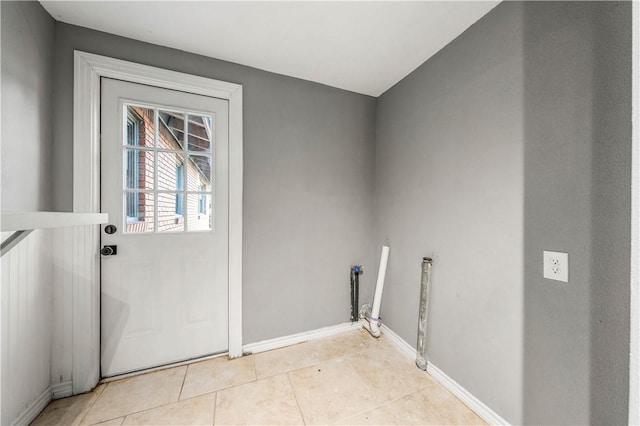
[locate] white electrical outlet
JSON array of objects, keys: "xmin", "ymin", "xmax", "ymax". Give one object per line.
[{"xmin": 543, "ymin": 251, "xmax": 569, "ymax": 282}]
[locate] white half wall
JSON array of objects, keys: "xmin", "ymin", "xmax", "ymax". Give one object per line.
[{"xmin": 0, "ymin": 231, "xmax": 53, "ymax": 424}]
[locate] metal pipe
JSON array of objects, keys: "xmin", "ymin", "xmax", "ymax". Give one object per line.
[
  {"xmin": 359, "ymin": 303, "xmax": 372, "ymax": 322},
  {"xmin": 416, "ymin": 257, "xmax": 433, "ymax": 370},
  {"xmin": 350, "ymin": 265, "xmax": 363, "ymax": 322},
  {"xmin": 366, "ymin": 245, "xmax": 389, "ymax": 337}
]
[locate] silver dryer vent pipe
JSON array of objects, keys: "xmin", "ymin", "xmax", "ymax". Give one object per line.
[{"xmin": 416, "ymin": 257, "xmax": 433, "ymax": 370}]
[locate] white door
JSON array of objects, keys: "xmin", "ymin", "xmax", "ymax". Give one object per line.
[{"xmin": 100, "ymin": 78, "xmax": 229, "ymax": 377}]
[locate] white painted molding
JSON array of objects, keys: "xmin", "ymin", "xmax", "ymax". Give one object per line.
[
  {"xmin": 227, "ymin": 83, "xmax": 244, "ymax": 359},
  {"xmin": 0, "ymin": 212, "xmax": 108, "ymax": 232},
  {"xmin": 243, "ymin": 321, "xmax": 363, "ymax": 355},
  {"xmin": 379, "ymin": 323, "xmax": 417, "ymax": 360},
  {"xmin": 11, "ymin": 386, "xmax": 52, "ymax": 426},
  {"xmin": 72, "ymin": 51, "xmax": 244, "ymax": 392},
  {"xmin": 426, "ymin": 364, "xmax": 510, "ymax": 426},
  {"xmin": 10, "ymin": 382, "xmax": 73, "ymax": 425},
  {"xmin": 379, "ymin": 324, "xmax": 510, "ymax": 426},
  {"xmin": 51, "ymin": 381, "xmax": 73, "ymax": 400}
]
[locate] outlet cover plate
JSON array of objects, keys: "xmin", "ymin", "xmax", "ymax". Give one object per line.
[{"xmin": 543, "ymin": 251, "xmax": 569, "ymax": 282}]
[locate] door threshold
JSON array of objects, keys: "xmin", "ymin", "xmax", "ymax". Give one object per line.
[{"xmin": 100, "ymin": 350, "xmax": 228, "ymax": 384}]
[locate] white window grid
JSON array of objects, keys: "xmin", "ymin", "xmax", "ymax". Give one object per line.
[{"xmin": 121, "ymin": 102, "xmax": 215, "ymax": 234}]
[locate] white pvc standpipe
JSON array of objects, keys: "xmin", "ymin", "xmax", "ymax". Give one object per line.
[{"xmin": 368, "ymin": 245, "xmax": 389, "ymax": 337}]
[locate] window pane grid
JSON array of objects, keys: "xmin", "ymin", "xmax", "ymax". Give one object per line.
[
  {"xmin": 123, "ymin": 104, "xmax": 213, "ymax": 234},
  {"xmin": 124, "ymin": 146, "xmax": 212, "ymax": 156},
  {"xmin": 124, "ymin": 190, "xmax": 212, "ymax": 195}
]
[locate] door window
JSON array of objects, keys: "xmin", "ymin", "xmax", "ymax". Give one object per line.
[{"xmin": 123, "ymin": 104, "xmax": 214, "ymax": 233}]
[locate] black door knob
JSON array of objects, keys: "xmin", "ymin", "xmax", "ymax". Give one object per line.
[
  {"xmin": 101, "ymin": 245, "xmax": 117, "ymax": 256},
  {"xmin": 104, "ymin": 224, "xmax": 117, "ymax": 234}
]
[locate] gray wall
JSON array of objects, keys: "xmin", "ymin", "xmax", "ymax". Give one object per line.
[
  {"xmin": 1, "ymin": 2, "xmax": 56, "ymax": 424},
  {"xmin": 375, "ymin": 2, "xmax": 632, "ymax": 425},
  {"xmin": 3, "ymin": 1, "xmax": 632, "ymax": 424},
  {"xmin": 51, "ymin": 23, "xmax": 378, "ymax": 344},
  {"xmin": 522, "ymin": 2, "xmax": 631, "ymax": 424},
  {"xmin": 375, "ymin": 3, "xmax": 525, "ymax": 423},
  {"xmin": 1, "ymin": 1, "xmax": 54, "ymax": 211},
  {"xmin": 522, "ymin": 3, "xmax": 595, "ymax": 424},
  {"xmin": 589, "ymin": 3, "xmax": 632, "ymax": 423}
]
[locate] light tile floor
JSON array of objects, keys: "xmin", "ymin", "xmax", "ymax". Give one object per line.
[{"xmin": 31, "ymin": 329, "xmax": 486, "ymax": 425}]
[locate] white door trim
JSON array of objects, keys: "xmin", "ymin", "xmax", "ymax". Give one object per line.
[{"xmin": 72, "ymin": 50, "xmax": 243, "ymax": 394}]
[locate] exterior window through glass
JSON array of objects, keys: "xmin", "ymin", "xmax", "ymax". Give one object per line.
[
  {"xmin": 199, "ymin": 185, "xmax": 206, "ymax": 214},
  {"xmin": 123, "ymin": 104, "xmax": 213, "ymax": 233},
  {"xmin": 126, "ymin": 115, "xmax": 140, "ymax": 219},
  {"xmin": 175, "ymin": 163, "xmax": 184, "ymax": 215}
]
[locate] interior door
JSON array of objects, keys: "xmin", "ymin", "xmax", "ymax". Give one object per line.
[{"xmin": 100, "ymin": 78, "xmax": 229, "ymax": 377}]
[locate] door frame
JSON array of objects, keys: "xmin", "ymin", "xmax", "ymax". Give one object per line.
[{"xmin": 72, "ymin": 50, "xmax": 243, "ymax": 394}]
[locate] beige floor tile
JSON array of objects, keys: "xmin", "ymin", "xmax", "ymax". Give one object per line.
[
  {"xmin": 418, "ymin": 385, "xmax": 487, "ymax": 425},
  {"xmin": 180, "ymin": 356, "xmax": 256, "ymax": 400},
  {"xmin": 253, "ymin": 329, "xmax": 388, "ymax": 379},
  {"xmin": 81, "ymin": 366, "xmax": 187, "ymax": 425},
  {"xmin": 253, "ymin": 341, "xmax": 325, "ymax": 379},
  {"xmin": 342, "ymin": 390, "xmax": 447, "ymax": 425},
  {"xmin": 31, "ymin": 393, "xmax": 95, "ymax": 426},
  {"xmin": 289, "ymin": 357, "xmax": 382, "ymax": 425},
  {"xmin": 344, "ymin": 385, "xmax": 486, "ymax": 426},
  {"xmin": 346, "ymin": 345, "xmax": 434, "ymax": 401},
  {"xmin": 73, "ymin": 385, "xmax": 109, "ymax": 426},
  {"xmin": 30, "ymin": 384, "xmax": 108, "ymax": 426},
  {"xmin": 122, "ymin": 393, "xmax": 216, "ymax": 425},
  {"xmin": 214, "ymin": 374, "xmax": 303, "ymax": 425},
  {"xmin": 34, "ymin": 330, "xmax": 486, "ymax": 426},
  {"xmin": 310, "ymin": 329, "xmax": 391, "ymax": 361}
]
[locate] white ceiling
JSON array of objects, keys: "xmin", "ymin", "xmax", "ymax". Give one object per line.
[{"xmin": 40, "ymin": 1, "xmax": 499, "ymax": 97}]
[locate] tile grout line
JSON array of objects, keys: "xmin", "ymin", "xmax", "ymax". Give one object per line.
[
  {"xmin": 334, "ymin": 340, "xmax": 476, "ymax": 425},
  {"xmin": 106, "ymin": 333, "xmax": 401, "ymax": 424},
  {"xmin": 211, "ymin": 391, "xmax": 217, "ymax": 426},
  {"xmin": 73, "ymin": 382, "xmax": 109, "ymax": 426},
  {"xmin": 345, "ymin": 341, "xmax": 444, "ymax": 422},
  {"xmin": 335, "ymin": 387, "xmax": 427, "ymax": 424},
  {"xmin": 175, "ymin": 357, "xmax": 259, "ymax": 402},
  {"xmin": 87, "ymin": 398, "xmax": 191, "ymax": 424},
  {"xmin": 333, "ymin": 345, "xmax": 430, "ymax": 424},
  {"xmin": 101, "ymin": 392, "xmax": 221, "ymax": 425},
  {"xmin": 178, "ymin": 364, "xmax": 189, "ymax": 401},
  {"xmin": 85, "ymin": 367, "xmax": 192, "ymax": 425},
  {"xmin": 286, "ymin": 372, "xmax": 307, "ymax": 426},
  {"xmin": 99, "ymin": 353, "xmax": 229, "ymax": 385},
  {"xmin": 45, "ymin": 331, "xmax": 475, "ymax": 426},
  {"xmin": 252, "ymin": 356, "xmax": 258, "ymax": 382}
]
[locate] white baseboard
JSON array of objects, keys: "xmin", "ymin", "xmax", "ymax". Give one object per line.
[
  {"xmin": 11, "ymin": 386, "xmax": 52, "ymax": 426},
  {"xmin": 243, "ymin": 321, "xmax": 362, "ymax": 355},
  {"xmin": 380, "ymin": 324, "xmax": 510, "ymax": 426},
  {"xmin": 10, "ymin": 381, "xmax": 73, "ymax": 426},
  {"xmin": 380, "ymin": 323, "xmax": 417, "ymax": 360},
  {"xmin": 426, "ymin": 363, "xmax": 509, "ymax": 426},
  {"xmin": 51, "ymin": 381, "xmax": 73, "ymax": 399}
]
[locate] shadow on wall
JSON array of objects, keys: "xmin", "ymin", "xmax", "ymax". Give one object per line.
[
  {"xmin": 588, "ymin": 2, "xmax": 632, "ymax": 424},
  {"xmin": 522, "ymin": 2, "xmax": 631, "ymax": 425}
]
